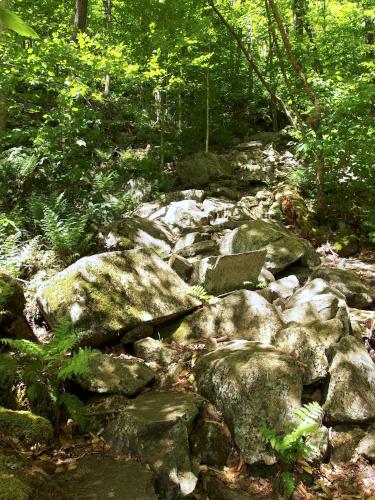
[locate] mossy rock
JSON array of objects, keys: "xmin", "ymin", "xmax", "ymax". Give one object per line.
[{"xmin": 0, "ymin": 408, "xmax": 53, "ymax": 445}]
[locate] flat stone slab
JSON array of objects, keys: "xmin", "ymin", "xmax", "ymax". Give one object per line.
[
  {"xmin": 103, "ymin": 391, "xmax": 204, "ymax": 498},
  {"xmin": 192, "ymin": 250, "xmax": 266, "ymax": 295}
]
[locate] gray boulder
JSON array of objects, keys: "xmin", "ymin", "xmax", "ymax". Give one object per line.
[
  {"xmin": 258, "ymin": 275, "xmax": 299, "ymax": 302},
  {"xmin": 173, "ymin": 232, "xmax": 211, "ymax": 252},
  {"xmin": 324, "ymin": 336, "xmax": 375, "ymax": 424},
  {"xmin": 134, "ymin": 337, "xmax": 180, "ymax": 366},
  {"xmin": 164, "ymin": 290, "xmax": 284, "ymax": 345},
  {"xmin": 36, "ymin": 249, "xmax": 200, "ymax": 347},
  {"xmin": 273, "ymin": 319, "xmax": 344, "ymax": 384},
  {"xmin": 162, "ymin": 200, "xmax": 209, "ymax": 228},
  {"xmin": 103, "ymin": 391, "xmax": 204, "ymax": 499},
  {"xmin": 77, "ymin": 353, "xmax": 155, "ymax": 396},
  {"xmin": 312, "ymin": 267, "xmax": 374, "ymax": 309},
  {"xmin": 283, "ymin": 278, "xmax": 350, "ymax": 331},
  {"xmin": 220, "ymin": 219, "xmax": 320, "ymax": 274},
  {"xmin": 195, "ymin": 340, "xmax": 303, "ymax": 464},
  {"xmin": 98, "ymin": 217, "xmax": 175, "ymax": 253},
  {"xmin": 177, "ymin": 152, "xmax": 234, "ymax": 186},
  {"xmin": 191, "ymin": 249, "xmax": 266, "ymax": 295}
]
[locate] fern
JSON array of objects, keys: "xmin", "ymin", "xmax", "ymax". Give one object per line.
[
  {"xmin": 58, "ymin": 393, "xmax": 87, "ymax": 432},
  {"xmin": 0, "ymin": 216, "xmax": 22, "ymax": 276},
  {"xmin": 188, "ymin": 285, "xmax": 214, "ymax": 302},
  {"xmin": 0, "ymin": 318, "xmax": 97, "ymax": 430},
  {"xmin": 261, "ymin": 402, "xmax": 323, "ymax": 463},
  {"xmin": 281, "ymin": 472, "xmax": 295, "ymax": 498},
  {"xmin": 41, "ymin": 205, "xmax": 90, "ymax": 261},
  {"xmin": 58, "ymin": 348, "xmax": 99, "ymax": 380}
]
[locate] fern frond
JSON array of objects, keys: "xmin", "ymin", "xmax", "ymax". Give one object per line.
[
  {"xmin": 57, "ymin": 348, "xmax": 99, "ymax": 380},
  {"xmin": 1, "ymin": 338, "xmax": 44, "ymax": 357},
  {"xmin": 281, "ymin": 472, "xmax": 295, "ymax": 498},
  {"xmin": 188, "ymin": 285, "xmax": 214, "ymax": 302},
  {"xmin": 58, "ymin": 392, "xmax": 87, "ymax": 431}
]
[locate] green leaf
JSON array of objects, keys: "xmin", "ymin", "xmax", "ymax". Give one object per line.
[{"xmin": 0, "ymin": 7, "xmax": 39, "ymax": 38}]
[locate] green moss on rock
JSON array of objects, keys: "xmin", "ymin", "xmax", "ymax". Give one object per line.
[{"xmin": 0, "ymin": 408, "xmax": 53, "ymax": 445}]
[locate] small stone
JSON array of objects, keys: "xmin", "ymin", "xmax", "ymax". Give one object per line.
[{"xmin": 134, "ymin": 337, "xmax": 179, "ymax": 366}]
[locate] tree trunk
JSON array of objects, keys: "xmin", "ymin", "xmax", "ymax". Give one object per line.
[
  {"xmin": 103, "ymin": 0, "xmax": 112, "ymax": 94},
  {"xmin": 0, "ymin": 0, "xmax": 9, "ymax": 132},
  {"xmin": 205, "ymin": 62, "xmax": 210, "ymax": 153},
  {"xmin": 72, "ymin": 0, "xmax": 88, "ymax": 41},
  {"xmin": 267, "ymin": 0, "xmax": 325, "ymax": 215},
  {"xmin": 208, "ymin": 0, "xmax": 296, "ymax": 129}
]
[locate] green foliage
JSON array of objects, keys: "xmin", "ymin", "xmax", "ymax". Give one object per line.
[
  {"xmin": 41, "ymin": 205, "xmax": 90, "ymax": 262},
  {"xmin": 0, "ymin": 215, "xmax": 22, "ymax": 276},
  {"xmin": 261, "ymin": 402, "xmax": 323, "ymax": 464},
  {"xmin": 281, "ymin": 472, "xmax": 295, "ymax": 498},
  {"xmin": 1, "ymin": 318, "xmax": 99, "ymax": 430},
  {"xmin": 188, "ymin": 285, "xmax": 214, "ymax": 302},
  {"xmin": 363, "ymin": 216, "xmax": 375, "ymax": 245},
  {"xmin": 0, "ymin": 7, "xmax": 39, "ymax": 38}
]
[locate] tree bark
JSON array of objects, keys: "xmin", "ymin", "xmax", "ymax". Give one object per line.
[
  {"xmin": 103, "ymin": 0, "xmax": 112, "ymax": 94},
  {"xmin": 72, "ymin": 0, "xmax": 88, "ymax": 41},
  {"xmin": 267, "ymin": 0, "xmax": 325, "ymax": 215},
  {"xmin": 0, "ymin": 0, "xmax": 9, "ymax": 132},
  {"xmin": 205, "ymin": 64, "xmax": 210, "ymax": 152}
]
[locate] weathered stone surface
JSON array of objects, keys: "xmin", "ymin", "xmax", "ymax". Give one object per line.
[
  {"xmin": 356, "ymin": 429, "xmax": 375, "ymax": 462},
  {"xmin": 162, "ymin": 200, "xmax": 210, "ymax": 228},
  {"xmin": 134, "ymin": 337, "xmax": 180, "ymax": 366},
  {"xmin": 56, "ymin": 456, "xmax": 158, "ymax": 500},
  {"xmin": 165, "ymin": 189, "xmax": 206, "ymax": 203},
  {"xmin": 103, "ymin": 391, "xmax": 204, "ymax": 499},
  {"xmin": 330, "ymin": 426, "xmax": 366, "ymax": 464},
  {"xmin": 36, "ymin": 249, "xmax": 200, "ymax": 347},
  {"xmin": 324, "ymin": 336, "xmax": 375, "ymax": 424},
  {"xmin": 168, "ymin": 254, "xmax": 193, "ymax": 281},
  {"xmin": 273, "ymin": 319, "xmax": 344, "ymax": 384},
  {"xmin": 125, "ymin": 177, "xmax": 152, "ymax": 202},
  {"xmin": 191, "ymin": 250, "xmax": 266, "ymax": 295},
  {"xmin": 98, "ymin": 217, "xmax": 175, "ymax": 253},
  {"xmin": 258, "ymin": 275, "xmax": 299, "ymax": 302},
  {"xmin": 177, "ymin": 152, "xmax": 234, "ymax": 186},
  {"xmin": 0, "ymin": 272, "xmax": 35, "ymax": 341},
  {"xmin": 220, "ymin": 219, "xmax": 320, "ymax": 274},
  {"xmin": 173, "ymin": 232, "xmax": 211, "ymax": 252},
  {"xmin": 77, "ymin": 353, "xmax": 155, "ymax": 396},
  {"xmin": 283, "ymin": 278, "xmax": 350, "ymax": 330},
  {"xmin": 195, "ymin": 341, "xmax": 303, "ymax": 464},
  {"xmin": 176, "ymin": 240, "xmax": 219, "ymax": 258},
  {"xmin": 191, "ymin": 419, "xmax": 231, "ymax": 467},
  {"xmin": 164, "ymin": 290, "xmax": 283, "ymax": 345},
  {"xmin": 305, "ymin": 425, "xmax": 329, "ymax": 463},
  {"xmin": 312, "ymin": 267, "xmax": 374, "ymax": 309},
  {"xmin": 133, "ymin": 201, "xmax": 164, "ymax": 219},
  {"xmin": 0, "ymin": 407, "xmax": 53, "ymax": 445}
]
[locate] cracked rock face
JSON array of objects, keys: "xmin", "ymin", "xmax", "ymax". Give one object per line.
[
  {"xmin": 195, "ymin": 340, "xmax": 303, "ymax": 464},
  {"xmin": 324, "ymin": 336, "xmax": 375, "ymax": 424}
]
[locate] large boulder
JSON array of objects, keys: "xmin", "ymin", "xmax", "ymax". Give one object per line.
[
  {"xmin": 77, "ymin": 353, "xmax": 155, "ymax": 396},
  {"xmin": 273, "ymin": 319, "xmax": 344, "ymax": 384},
  {"xmin": 162, "ymin": 200, "xmax": 209, "ymax": 228},
  {"xmin": 103, "ymin": 391, "xmax": 204, "ymax": 499},
  {"xmin": 0, "ymin": 408, "xmax": 53, "ymax": 445},
  {"xmin": 282, "ymin": 278, "xmax": 350, "ymax": 331},
  {"xmin": 311, "ymin": 267, "xmax": 374, "ymax": 309},
  {"xmin": 219, "ymin": 219, "xmax": 320, "ymax": 274},
  {"xmin": 163, "ymin": 290, "xmax": 284, "ymax": 345},
  {"xmin": 0, "ymin": 272, "xmax": 35, "ymax": 341},
  {"xmin": 191, "ymin": 250, "xmax": 266, "ymax": 295},
  {"xmin": 36, "ymin": 249, "xmax": 201, "ymax": 347},
  {"xmin": 324, "ymin": 336, "xmax": 375, "ymax": 424},
  {"xmin": 176, "ymin": 152, "xmax": 234, "ymax": 187},
  {"xmin": 195, "ymin": 341, "xmax": 303, "ymax": 464},
  {"xmin": 97, "ymin": 217, "xmax": 175, "ymax": 253}
]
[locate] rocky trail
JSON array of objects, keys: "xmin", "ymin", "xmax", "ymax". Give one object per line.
[{"xmin": 1, "ymin": 135, "xmax": 375, "ymax": 499}]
